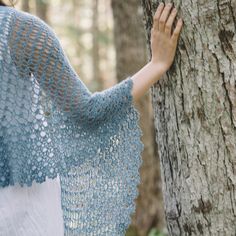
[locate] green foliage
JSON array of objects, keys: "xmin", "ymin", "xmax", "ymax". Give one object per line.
[
  {"xmin": 148, "ymin": 228, "xmax": 167, "ymax": 236},
  {"xmin": 125, "ymin": 226, "xmax": 167, "ymax": 236}
]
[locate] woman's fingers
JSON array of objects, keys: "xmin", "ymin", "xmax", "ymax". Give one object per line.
[
  {"xmin": 171, "ymin": 18, "xmax": 183, "ymax": 43},
  {"xmin": 152, "ymin": 2, "xmax": 183, "ymax": 41},
  {"xmin": 153, "ymin": 2, "xmax": 165, "ymax": 30},
  {"xmin": 165, "ymin": 7, "xmax": 178, "ymax": 36},
  {"xmin": 158, "ymin": 2, "xmax": 173, "ymax": 32}
]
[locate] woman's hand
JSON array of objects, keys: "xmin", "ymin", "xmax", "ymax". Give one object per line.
[
  {"xmin": 130, "ymin": 2, "xmax": 184, "ymax": 102},
  {"xmin": 150, "ymin": 2, "xmax": 183, "ymax": 74}
]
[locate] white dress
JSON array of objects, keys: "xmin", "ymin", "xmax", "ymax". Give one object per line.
[{"xmin": 0, "ymin": 176, "xmax": 64, "ymax": 236}]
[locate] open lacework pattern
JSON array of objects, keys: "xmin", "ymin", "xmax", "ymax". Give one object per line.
[{"xmin": 0, "ymin": 6, "xmax": 144, "ymax": 235}]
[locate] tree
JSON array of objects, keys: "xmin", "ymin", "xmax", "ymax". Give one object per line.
[
  {"xmin": 21, "ymin": 0, "xmax": 30, "ymax": 12},
  {"xmin": 141, "ymin": 0, "xmax": 236, "ymax": 235},
  {"xmin": 35, "ymin": 0, "xmax": 48, "ymax": 22},
  {"xmin": 111, "ymin": 0, "xmax": 166, "ymax": 235},
  {"xmin": 92, "ymin": 0, "xmax": 102, "ymax": 90}
]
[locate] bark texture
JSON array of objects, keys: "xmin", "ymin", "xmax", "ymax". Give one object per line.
[
  {"xmin": 92, "ymin": 0, "xmax": 102, "ymax": 90},
  {"xmin": 111, "ymin": 0, "xmax": 166, "ymax": 235},
  {"xmin": 21, "ymin": 0, "xmax": 30, "ymax": 12},
  {"xmin": 141, "ymin": 0, "xmax": 236, "ymax": 235},
  {"xmin": 35, "ymin": 0, "xmax": 48, "ymax": 22}
]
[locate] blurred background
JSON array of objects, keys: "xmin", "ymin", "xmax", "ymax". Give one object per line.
[{"xmin": 14, "ymin": 0, "xmax": 167, "ymax": 235}]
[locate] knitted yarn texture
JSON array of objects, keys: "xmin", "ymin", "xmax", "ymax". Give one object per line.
[{"xmin": 0, "ymin": 6, "xmax": 144, "ymax": 236}]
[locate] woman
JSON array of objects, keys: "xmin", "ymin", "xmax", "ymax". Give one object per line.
[{"xmin": 0, "ymin": 0, "xmax": 183, "ymax": 235}]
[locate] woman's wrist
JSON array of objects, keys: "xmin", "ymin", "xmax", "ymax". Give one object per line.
[
  {"xmin": 148, "ymin": 61, "xmax": 167, "ymax": 79},
  {"xmin": 130, "ymin": 61, "xmax": 166, "ymax": 102}
]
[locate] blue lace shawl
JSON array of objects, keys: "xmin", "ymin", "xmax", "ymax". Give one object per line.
[{"xmin": 0, "ymin": 6, "xmax": 144, "ymax": 235}]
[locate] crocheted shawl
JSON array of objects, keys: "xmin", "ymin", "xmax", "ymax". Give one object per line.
[{"xmin": 0, "ymin": 6, "xmax": 144, "ymax": 235}]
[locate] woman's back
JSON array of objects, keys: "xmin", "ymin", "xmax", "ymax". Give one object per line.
[{"xmin": 0, "ymin": 5, "xmax": 144, "ymax": 236}]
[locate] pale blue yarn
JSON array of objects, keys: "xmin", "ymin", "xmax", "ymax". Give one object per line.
[{"xmin": 0, "ymin": 6, "xmax": 144, "ymax": 236}]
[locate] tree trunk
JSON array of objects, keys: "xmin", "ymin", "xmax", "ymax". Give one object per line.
[
  {"xmin": 111, "ymin": 1, "xmax": 166, "ymax": 235},
  {"xmin": 141, "ymin": 0, "xmax": 236, "ymax": 235},
  {"xmin": 21, "ymin": 0, "xmax": 30, "ymax": 12},
  {"xmin": 92, "ymin": 0, "xmax": 102, "ymax": 90},
  {"xmin": 35, "ymin": 0, "xmax": 48, "ymax": 22}
]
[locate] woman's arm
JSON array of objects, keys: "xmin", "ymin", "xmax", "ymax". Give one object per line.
[
  {"xmin": 7, "ymin": 2, "xmax": 182, "ymax": 126},
  {"xmin": 131, "ymin": 2, "xmax": 183, "ymax": 102}
]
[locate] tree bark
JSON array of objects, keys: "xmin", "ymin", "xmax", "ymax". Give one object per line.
[
  {"xmin": 111, "ymin": 0, "xmax": 166, "ymax": 235},
  {"xmin": 21, "ymin": 0, "xmax": 30, "ymax": 12},
  {"xmin": 35, "ymin": 0, "xmax": 48, "ymax": 22},
  {"xmin": 92, "ymin": 0, "xmax": 102, "ymax": 90},
  {"xmin": 141, "ymin": 0, "xmax": 236, "ymax": 235}
]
